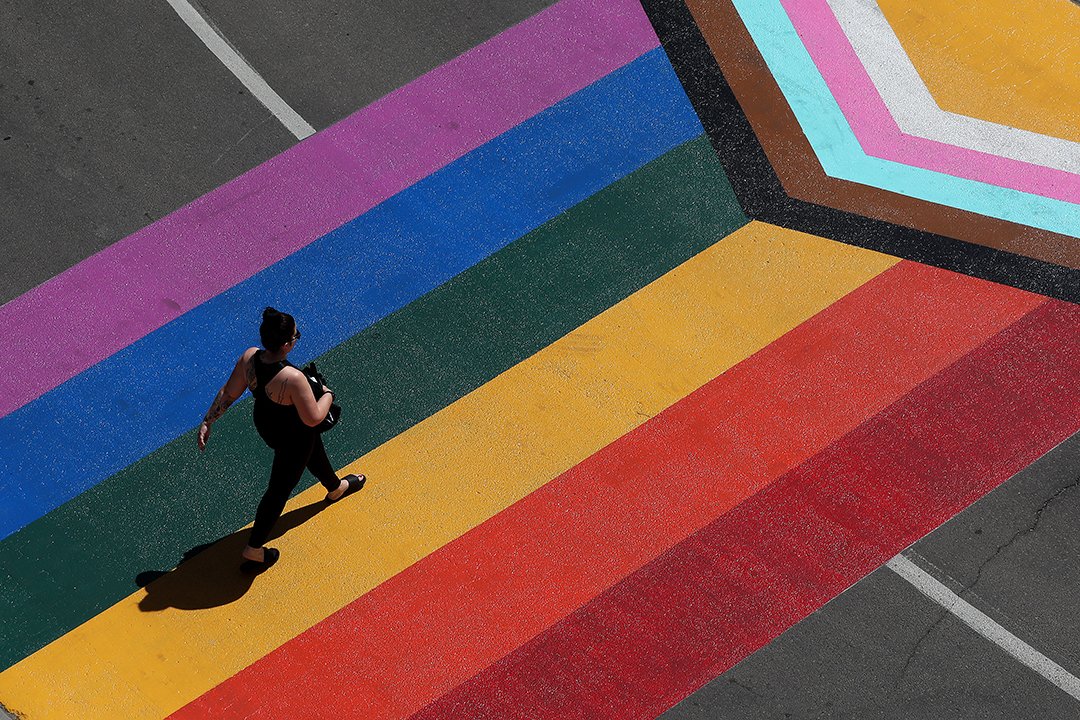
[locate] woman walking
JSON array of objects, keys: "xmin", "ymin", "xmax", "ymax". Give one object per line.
[{"xmin": 198, "ymin": 307, "xmax": 364, "ymax": 570}]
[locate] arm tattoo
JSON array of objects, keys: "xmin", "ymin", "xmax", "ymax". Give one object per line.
[{"xmin": 203, "ymin": 389, "xmax": 234, "ymax": 425}]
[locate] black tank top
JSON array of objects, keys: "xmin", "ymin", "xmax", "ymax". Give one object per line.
[{"xmin": 251, "ymin": 350, "xmax": 308, "ymax": 447}]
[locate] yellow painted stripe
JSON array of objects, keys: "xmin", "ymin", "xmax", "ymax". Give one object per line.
[
  {"xmin": 0, "ymin": 223, "xmax": 897, "ymax": 720},
  {"xmin": 879, "ymin": 0, "xmax": 1080, "ymax": 143}
]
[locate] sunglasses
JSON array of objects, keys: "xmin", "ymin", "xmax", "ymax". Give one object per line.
[{"xmin": 291, "ymin": 329, "xmax": 302, "ymax": 341}]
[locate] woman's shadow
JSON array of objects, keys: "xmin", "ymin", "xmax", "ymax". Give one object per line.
[{"xmin": 134, "ymin": 486, "xmax": 360, "ymax": 612}]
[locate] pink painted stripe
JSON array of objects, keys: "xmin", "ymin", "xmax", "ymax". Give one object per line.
[
  {"xmin": 781, "ymin": 0, "xmax": 1080, "ymax": 205},
  {"xmin": 0, "ymin": 0, "xmax": 659, "ymax": 419}
]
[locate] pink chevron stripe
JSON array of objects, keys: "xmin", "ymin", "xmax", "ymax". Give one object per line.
[
  {"xmin": 0, "ymin": 0, "xmax": 659, "ymax": 419},
  {"xmin": 781, "ymin": 0, "xmax": 1080, "ymax": 205}
]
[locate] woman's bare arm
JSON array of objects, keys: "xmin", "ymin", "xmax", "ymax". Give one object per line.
[
  {"xmin": 285, "ymin": 369, "xmax": 334, "ymax": 427},
  {"xmin": 198, "ymin": 349, "xmax": 256, "ymax": 450}
]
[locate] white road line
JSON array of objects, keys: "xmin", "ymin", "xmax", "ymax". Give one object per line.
[
  {"xmin": 888, "ymin": 554, "xmax": 1080, "ymax": 702},
  {"xmin": 163, "ymin": 0, "xmax": 316, "ymax": 140}
]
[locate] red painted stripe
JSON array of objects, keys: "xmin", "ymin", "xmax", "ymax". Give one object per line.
[
  {"xmin": 171, "ymin": 262, "xmax": 1041, "ymax": 720},
  {"xmin": 408, "ymin": 299, "xmax": 1080, "ymax": 720}
]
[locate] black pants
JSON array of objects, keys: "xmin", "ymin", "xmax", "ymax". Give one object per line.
[{"xmin": 248, "ymin": 431, "xmax": 339, "ymax": 548}]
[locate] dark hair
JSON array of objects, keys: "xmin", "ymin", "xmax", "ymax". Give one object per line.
[{"xmin": 259, "ymin": 307, "xmax": 296, "ymax": 350}]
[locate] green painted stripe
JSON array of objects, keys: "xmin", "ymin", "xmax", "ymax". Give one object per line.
[{"xmin": 0, "ymin": 135, "xmax": 744, "ymax": 671}]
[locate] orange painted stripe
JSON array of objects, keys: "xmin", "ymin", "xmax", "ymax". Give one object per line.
[{"xmin": 172, "ymin": 262, "xmax": 1041, "ymax": 720}]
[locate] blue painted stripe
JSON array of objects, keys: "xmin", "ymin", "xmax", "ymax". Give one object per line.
[
  {"xmin": 0, "ymin": 48, "xmax": 703, "ymax": 539},
  {"xmin": 732, "ymin": 0, "xmax": 1080, "ymax": 238}
]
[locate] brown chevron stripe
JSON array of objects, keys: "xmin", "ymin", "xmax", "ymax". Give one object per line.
[{"xmin": 685, "ymin": 0, "xmax": 1079, "ymax": 270}]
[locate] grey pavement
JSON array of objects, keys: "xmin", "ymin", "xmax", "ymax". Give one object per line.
[
  {"xmin": 0, "ymin": 0, "xmax": 293, "ymax": 303},
  {"xmin": 661, "ymin": 568, "xmax": 1079, "ymax": 719},
  {"xmin": 661, "ymin": 431, "xmax": 1080, "ymax": 718},
  {"xmin": 196, "ymin": 0, "xmax": 558, "ymax": 130},
  {"xmin": 906, "ymin": 431, "xmax": 1080, "ymax": 677},
  {"xmin": 0, "ymin": 0, "xmax": 555, "ymax": 305}
]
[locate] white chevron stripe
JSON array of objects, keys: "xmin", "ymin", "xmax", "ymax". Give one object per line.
[{"xmin": 828, "ymin": 0, "xmax": 1080, "ymax": 175}]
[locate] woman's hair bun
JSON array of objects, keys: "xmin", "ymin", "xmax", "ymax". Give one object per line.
[{"xmin": 259, "ymin": 307, "xmax": 296, "ymax": 350}]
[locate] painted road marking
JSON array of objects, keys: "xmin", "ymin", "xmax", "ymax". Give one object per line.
[
  {"xmin": 730, "ymin": 0, "xmax": 1080, "ymax": 238},
  {"xmin": 173, "ymin": 261, "xmax": 1039, "ymax": 720},
  {"xmin": 877, "ymin": 0, "xmax": 1080, "ymax": 144},
  {"xmin": 782, "ymin": 0, "xmax": 1080, "ymax": 203},
  {"xmin": 826, "ymin": 0, "xmax": 1080, "ymax": 175},
  {"xmin": 889, "ymin": 554, "xmax": 1080, "ymax": 703},
  {"xmin": 678, "ymin": 0, "xmax": 1080, "ymax": 279},
  {"xmin": 403, "ymin": 301, "xmax": 1079, "ymax": 719},
  {"xmin": 0, "ymin": 136, "xmax": 742, "ymax": 675},
  {"xmin": 163, "ymin": 0, "xmax": 315, "ymax": 139},
  {"xmin": 0, "ymin": 225, "xmax": 896, "ymax": 720},
  {"xmin": 0, "ymin": 136, "xmax": 742, "ymax": 673},
  {"xmin": 0, "ymin": 0, "xmax": 659, "ymax": 422},
  {"xmin": 0, "ymin": 48, "xmax": 700, "ymax": 542}
]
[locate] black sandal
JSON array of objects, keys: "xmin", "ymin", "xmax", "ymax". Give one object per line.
[
  {"xmin": 240, "ymin": 547, "xmax": 280, "ymax": 574},
  {"xmin": 326, "ymin": 473, "xmax": 366, "ymax": 503}
]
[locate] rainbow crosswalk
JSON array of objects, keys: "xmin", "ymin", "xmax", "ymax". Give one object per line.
[{"xmin": 1, "ymin": 0, "xmax": 1077, "ymax": 718}]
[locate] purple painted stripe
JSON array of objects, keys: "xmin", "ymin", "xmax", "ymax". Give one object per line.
[{"xmin": 0, "ymin": 0, "xmax": 659, "ymax": 419}]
